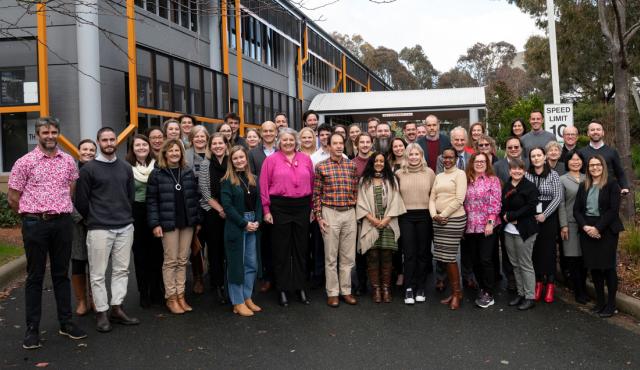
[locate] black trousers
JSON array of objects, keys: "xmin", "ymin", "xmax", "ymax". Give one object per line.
[
  {"xmin": 270, "ymin": 196, "xmax": 310, "ymax": 291},
  {"xmin": 202, "ymin": 209, "xmax": 226, "ymax": 287},
  {"xmin": 591, "ymin": 268, "xmax": 617, "ymax": 308},
  {"xmin": 132, "ymin": 202, "xmax": 164, "ymax": 300},
  {"xmin": 465, "ymin": 232, "xmax": 498, "ymax": 295},
  {"xmin": 399, "ymin": 210, "xmax": 433, "ymax": 291},
  {"xmin": 22, "ymin": 214, "xmax": 73, "ymax": 327},
  {"xmin": 309, "ymin": 220, "xmax": 325, "ymax": 280}
]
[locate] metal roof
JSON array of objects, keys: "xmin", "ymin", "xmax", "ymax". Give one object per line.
[{"xmin": 308, "ymin": 87, "xmax": 486, "ymax": 113}]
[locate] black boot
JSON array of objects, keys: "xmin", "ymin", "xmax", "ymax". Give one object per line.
[
  {"xmin": 279, "ymin": 291, "xmax": 289, "ymax": 307},
  {"xmin": 109, "ymin": 305, "xmax": 140, "ymax": 325},
  {"xmin": 95, "ymin": 311, "xmax": 112, "ymax": 333},
  {"xmin": 216, "ymin": 286, "xmax": 228, "ymax": 305},
  {"xmin": 299, "ymin": 290, "xmax": 311, "ymax": 305}
]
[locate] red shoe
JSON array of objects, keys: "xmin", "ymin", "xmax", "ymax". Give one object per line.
[
  {"xmin": 544, "ymin": 283, "xmax": 555, "ymax": 303},
  {"xmin": 534, "ymin": 282, "xmax": 543, "ymax": 301}
]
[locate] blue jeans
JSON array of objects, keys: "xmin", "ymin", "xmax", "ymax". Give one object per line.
[{"xmin": 228, "ymin": 212, "xmax": 258, "ymax": 305}]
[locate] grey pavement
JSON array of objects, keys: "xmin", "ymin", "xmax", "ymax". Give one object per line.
[{"xmin": 1, "ymin": 275, "xmax": 640, "ymax": 369}]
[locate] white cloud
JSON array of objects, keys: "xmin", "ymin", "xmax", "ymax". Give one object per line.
[{"xmin": 299, "ymin": 0, "xmax": 543, "ymax": 72}]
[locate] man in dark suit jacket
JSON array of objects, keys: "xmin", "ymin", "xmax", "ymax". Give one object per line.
[
  {"xmin": 248, "ymin": 121, "xmax": 277, "ymax": 177},
  {"xmin": 416, "ymin": 114, "xmax": 451, "ymax": 172},
  {"xmin": 435, "ymin": 126, "xmax": 470, "ymax": 174}
]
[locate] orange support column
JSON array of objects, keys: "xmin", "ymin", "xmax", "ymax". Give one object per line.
[
  {"xmin": 341, "ymin": 54, "xmax": 347, "ymax": 93},
  {"xmin": 118, "ymin": 0, "xmax": 138, "ymax": 145},
  {"xmin": 36, "ymin": 2, "xmax": 49, "ymax": 116}
]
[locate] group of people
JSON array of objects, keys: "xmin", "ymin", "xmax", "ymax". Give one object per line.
[{"xmin": 8, "ymin": 109, "xmax": 627, "ymax": 350}]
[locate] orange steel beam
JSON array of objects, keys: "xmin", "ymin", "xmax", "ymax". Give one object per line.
[
  {"xmin": 331, "ymin": 70, "xmax": 343, "ymax": 93},
  {"xmin": 0, "ymin": 105, "xmax": 41, "ymax": 114},
  {"xmin": 341, "ymin": 54, "xmax": 347, "ymax": 93},
  {"xmin": 36, "ymin": 2, "xmax": 78, "ymax": 158},
  {"xmin": 221, "ymin": 0, "xmax": 229, "ymax": 75},
  {"xmin": 346, "ymin": 75, "xmax": 367, "ymax": 89},
  {"xmin": 367, "ymin": 75, "xmax": 371, "ymax": 91},
  {"xmin": 117, "ymin": 0, "xmax": 138, "ymax": 146},
  {"xmin": 138, "ymin": 107, "xmax": 224, "ymax": 124},
  {"xmin": 297, "ymin": 25, "xmax": 309, "ymax": 101},
  {"xmin": 234, "ymin": 0, "xmax": 245, "ymax": 136}
]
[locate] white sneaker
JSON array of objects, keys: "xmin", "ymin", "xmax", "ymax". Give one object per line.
[
  {"xmin": 404, "ymin": 289, "xmax": 415, "ymax": 305},
  {"xmin": 415, "ymin": 289, "xmax": 426, "ymax": 302}
]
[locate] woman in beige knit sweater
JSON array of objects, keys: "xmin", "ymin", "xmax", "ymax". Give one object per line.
[
  {"xmin": 429, "ymin": 147, "xmax": 467, "ymax": 310},
  {"xmin": 396, "ymin": 143, "xmax": 435, "ymax": 305}
]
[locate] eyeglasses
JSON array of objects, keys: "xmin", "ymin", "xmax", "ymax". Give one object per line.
[
  {"xmin": 442, "ymin": 156, "xmax": 456, "ymax": 160},
  {"xmin": 564, "ymin": 133, "xmax": 577, "ymax": 137},
  {"xmin": 478, "ymin": 143, "xmax": 490, "ymax": 148},
  {"xmin": 507, "ymin": 146, "xmax": 520, "ymax": 150},
  {"xmin": 474, "ymin": 160, "xmax": 486, "ymax": 164},
  {"xmin": 588, "ymin": 163, "xmax": 603, "ymax": 168}
]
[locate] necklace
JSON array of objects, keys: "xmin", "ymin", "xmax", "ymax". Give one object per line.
[
  {"xmin": 238, "ymin": 173, "xmax": 251, "ymax": 194},
  {"xmin": 168, "ymin": 168, "xmax": 182, "ymax": 191}
]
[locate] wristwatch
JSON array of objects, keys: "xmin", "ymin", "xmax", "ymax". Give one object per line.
[{"xmin": 487, "ymin": 219, "xmax": 495, "ymax": 226}]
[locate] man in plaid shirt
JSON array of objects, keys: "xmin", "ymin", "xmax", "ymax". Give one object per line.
[{"xmin": 313, "ymin": 133, "xmax": 359, "ymax": 307}]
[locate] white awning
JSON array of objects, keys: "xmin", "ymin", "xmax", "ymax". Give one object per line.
[{"xmin": 309, "ymin": 87, "xmax": 486, "ymax": 114}]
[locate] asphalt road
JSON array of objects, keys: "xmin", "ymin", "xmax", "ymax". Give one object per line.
[{"xmin": 1, "ymin": 275, "xmax": 640, "ymax": 369}]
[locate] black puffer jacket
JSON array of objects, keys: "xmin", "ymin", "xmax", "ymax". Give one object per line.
[{"xmin": 146, "ymin": 167, "xmax": 200, "ymax": 231}]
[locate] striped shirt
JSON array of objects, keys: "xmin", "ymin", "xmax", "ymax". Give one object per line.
[
  {"xmin": 525, "ymin": 169, "xmax": 563, "ymax": 218},
  {"xmin": 313, "ymin": 156, "xmax": 358, "ymax": 220}
]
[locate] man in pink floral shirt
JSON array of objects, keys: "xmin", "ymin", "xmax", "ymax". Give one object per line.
[{"xmin": 8, "ymin": 117, "xmax": 87, "ymax": 350}]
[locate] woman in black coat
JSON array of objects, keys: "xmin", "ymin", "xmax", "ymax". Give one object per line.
[
  {"xmin": 147, "ymin": 139, "xmax": 200, "ymax": 315},
  {"xmin": 574, "ymin": 154, "xmax": 624, "ymax": 318},
  {"xmin": 501, "ymin": 158, "xmax": 540, "ymax": 311}
]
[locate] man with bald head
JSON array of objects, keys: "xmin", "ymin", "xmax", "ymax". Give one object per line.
[
  {"xmin": 416, "ymin": 115, "xmax": 451, "ymax": 172},
  {"xmin": 579, "ymin": 120, "xmax": 629, "ymax": 194},
  {"xmin": 559, "ymin": 125, "xmax": 579, "ymax": 171}
]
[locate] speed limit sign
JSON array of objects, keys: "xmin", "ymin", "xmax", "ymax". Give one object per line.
[{"xmin": 544, "ymin": 104, "xmax": 573, "ymax": 143}]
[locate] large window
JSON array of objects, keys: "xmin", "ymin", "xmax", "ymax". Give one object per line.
[
  {"xmin": 228, "ymin": 4, "xmax": 282, "ymax": 70},
  {"xmin": 303, "ymin": 54, "xmax": 332, "ymax": 91},
  {"xmin": 0, "ymin": 39, "xmax": 39, "ymax": 106},
  {"xmin": 241, "ymin": 80, "xmax": 300, "ymax": 127},
  {"xmin": 135, "ymin": 0, "xmax": 198, "ymax": 32},
  {"xmin": 0, "ymin": 112, "xmax": 39, "ymax": 172},
  {"xmin": 135, "ymin": 46, "xmax": 228, "ymax": 124}
]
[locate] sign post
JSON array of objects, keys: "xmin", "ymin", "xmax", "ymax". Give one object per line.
[{"xmin": 544, "ymin": 103, "xmax": 573, "ymax": 143}]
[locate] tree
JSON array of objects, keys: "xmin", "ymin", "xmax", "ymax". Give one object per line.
[
  {"xmin": 597, "ymin": 0, "xmax": 640, "ymax": 220},
  {"xmin": 399, "ymin": 45, "xmax": 439, "ymax": 89},
  {"xmin": 486, "ymin": 80, "xmax": 516, "ymax": 144},
  {"xmin": 331, "ymin": 32, "xmax": 366, "ymax": 60},
  {"xmin": 456, "ymin": 41, "xmax": 517, "ymax": 86},
  {"xmin": 437, "ymin": 68, "xmax": 476, "ymax": 88}
]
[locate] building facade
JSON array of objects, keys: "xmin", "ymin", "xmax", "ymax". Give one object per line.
[{"xmin": 0, "ymin": 0, "xmax": 390, "ymax": 173}]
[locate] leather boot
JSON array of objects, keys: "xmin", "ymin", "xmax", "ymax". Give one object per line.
[
  {"xmin": 233, "ymin": 303, "xmax": 254, "ymax": 317},
  {"xmin": 109, "ymin": 305, "xmax": 140, "ymax": 325},
  {"xmin": 71, "ymin": 274, "xmax": 88, "ymax": 316},
  {"xmin": 95, "ymin": 311, "xmax": 112, "ymax": 333},
  {"xmin": 367, "ymin": 265, "xmax": 382, "ymax": 303},
  {"xmin": 544, "ymin": 283, "xmax": 555, "ymax": 303},
  {"xmin": 245, "ymin": 299, "xmax": 262, "ymax": 312},
  {"xmin": 534, "ymin": 282, "xmax": 543, "ymax": 301},
  {"xmin": 166, "ymin": 295, "xmax": 185, "ymax": 315},
  {"xmin": 177, "ymin": 293, "xmax": 193, "ymax": 312},
  {"xmin": 440, "ymin": 263, "xmax": 454, "ymax": 305},
  {"xmin": 447, "ymin": 262, "xmax": 463, "ymax": 310},
  {"xmin": 192, "ymin": 277, "xmax": 205, "ymax": 295},
  {"xmin": 381, "ymin": 260, "xmax": 393, "ymax": 303}
]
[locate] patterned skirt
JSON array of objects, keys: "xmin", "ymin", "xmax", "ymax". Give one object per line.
[
  {"xmin": 372, "ymin": 185, "xmax": 397, "ymax": 251},
  {"xmin": 433, "ymin": 215, "xmax": 467, "ymax": 263}
]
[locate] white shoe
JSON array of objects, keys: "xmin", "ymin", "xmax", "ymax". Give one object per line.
[
  {"xmin": 404, "ymin": 289, "xmax": 415, "ymax": 305},
  {"xmin": 415, "ymin": 290, "xmax": 426, "ymax": 303}
]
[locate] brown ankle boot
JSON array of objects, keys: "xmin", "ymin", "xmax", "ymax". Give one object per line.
[
  {"xmin": 233, "ymin": 303, "xmax": 254, "ymax": 317},
  {"xmin": 71, "ymin": 274, "xmax": 88, "ymax": 316},
  {"xmin": 448, "ymin": 262, "xmax": 463, "ymax": 310},
  {"xmin": 177, "ymin": 293, "xmax": 192, "ymax": 312},
  {"xmin": 381, "ymin": 260, "xmax": 393, "ymax": 303},
  {"xmin": 245, "ymin": 299, "xmax": 262, "ymax": 312},
  {"xmin": 166, "ymin": 295, "xmax": 185, "ymax": 314},
  {"xmin": 368, "ymin": 267, "xmax": 382, "ymax": 303}
]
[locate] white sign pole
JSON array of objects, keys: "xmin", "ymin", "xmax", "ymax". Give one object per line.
[{"xmin": 547, "ymin": 0, "xmax": 561, "ymax": 104}]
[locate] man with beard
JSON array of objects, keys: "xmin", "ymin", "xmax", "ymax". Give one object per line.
[
  {"xmin": 8, "ymin": 117, "xmax": 88, "ymax": 349},
  {"xmin": 403, "ymin": 122, "xmax": 418, "ymax": 144},
  {"xmin": 274, "ymin": 112, "xmax": 288, "ymax": 130},
  {"xmin": 416, "ymin": 115, "xmax": 451, "ymax": 172},
  {"xmin": 373, "ymin": 122, "xmax": 393, "ymax": 155},
  {"xmin": 76, "ymin": 127, "xmax": 139, "ymax": 333},
  {"xmin": 416, "ymin": 124, "xmax": 427, "ymax": 138},
  {"xmin": 579, "ymin": 120, "xmax": 629, "ymax": 194}
]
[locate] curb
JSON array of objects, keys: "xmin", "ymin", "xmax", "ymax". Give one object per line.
[{"xmin": 0, "ymin": 255, "xmax": 26, "ymax": 289}]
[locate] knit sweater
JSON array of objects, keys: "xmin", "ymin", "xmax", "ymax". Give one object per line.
[
  {"xmin": 429, "ymin": 166, "xmax": 467, "ymax": 218},
  {"xmin": 395, "ymin": 165, "xmax": 435, "ymax": 210}
]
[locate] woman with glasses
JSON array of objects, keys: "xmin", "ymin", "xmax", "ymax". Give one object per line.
[
  {"xmin": 474, "ymin": 135, "xmax": 498, "ymax": 165},
  {"xmin": 574, "ymin": 155, "xmax": 623, "ymax": 318}
]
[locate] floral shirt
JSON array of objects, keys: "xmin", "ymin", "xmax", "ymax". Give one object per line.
[
  {"xmin": 463, "ymin": 174, "xmax": 502, "ymax": 234},
  {"xmin": 8, "ymin": 146, "xmax": 78, "ymax": 214}
]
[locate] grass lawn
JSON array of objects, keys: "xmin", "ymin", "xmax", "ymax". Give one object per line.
[{"xmin": 0, "ymin": 243, "xmax": 23, "ymax": 266}]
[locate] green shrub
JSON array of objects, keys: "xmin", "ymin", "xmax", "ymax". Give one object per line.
[
  {"xmin": 621, "ymin": 223, "xmax": 640, "ymax": 263},
  {"xmin": 632, "ymin": 144, "xmax": 640, "ymax": 179},
  {"xmin": 0, "ymin": 192, "xmax": 21, "ymax": 227}
]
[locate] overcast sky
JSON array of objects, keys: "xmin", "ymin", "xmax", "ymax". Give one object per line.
[{"xmin": 299, "ymin": 0, "xmax": 544, "ymax": 72}]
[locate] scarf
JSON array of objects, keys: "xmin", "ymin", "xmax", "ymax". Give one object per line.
[{"xmin": 133, "ymin": 158, "xmax": 155, "ymax": 183}]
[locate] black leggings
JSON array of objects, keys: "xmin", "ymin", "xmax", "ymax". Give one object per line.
[{"xmin": 71, "ymin": 259, "xmax": 88, "ymax": 275}]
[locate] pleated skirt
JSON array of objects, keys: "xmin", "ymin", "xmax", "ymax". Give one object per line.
[{"xmin": 433, "ymin": 215, "xmax": 467, "ymax": 263}]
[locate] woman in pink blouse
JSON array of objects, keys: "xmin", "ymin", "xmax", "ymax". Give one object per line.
[
  {"xmin": 260, "ymin": 128, "xmax": 315, "ymax": 307},
  {"xmin": 463, "ymin": 153, "xmax": 502, "ymax": 309}
]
